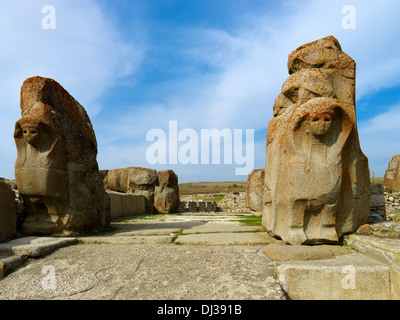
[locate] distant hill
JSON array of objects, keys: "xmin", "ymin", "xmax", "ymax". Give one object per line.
[{"xmin": 179, "ymin": 181, "xmax": 246, "ymax": 195}]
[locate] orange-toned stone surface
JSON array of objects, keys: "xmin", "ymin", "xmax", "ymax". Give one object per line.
[
  {"xmin": 245, "ymin": 169, "xmax": 265, "ymax": 213},
  {"xmin": 263, "ymin": 36, "xmax": 370, "ymax": 245},
  {"xmin": 384, "ymin": 154, "xmax": 400, "ymax": 192},
  {"xmin": 14, "ymin": 76, "xmax": 110, "ymax": 235},
  {"xmin": 154, "ymin": 170, "xmax": 180, "ymax": 213}
]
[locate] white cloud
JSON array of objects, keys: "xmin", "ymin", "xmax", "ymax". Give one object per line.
[
  {"xmin": 131, "ymin": 0, "xmax": 400, "ymax": 181},
  {"xmin": 0, "ymin": 0, "xmax": 145, "ymax": 179},
  {"xmin": 2, "ymin": 0, "xmax": 400, "ymax": 183},
  {"xmin": 358, "ymin": 103, "xmax": 400, "ymax": 176},
  {"xmin": 113, "ymin": 0, "xmax": 400, "ymax": 135}
]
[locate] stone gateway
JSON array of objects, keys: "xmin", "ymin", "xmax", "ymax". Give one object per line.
[
  {"xmin": 14, "ymin": 76, "xmax": 110, "ymax": 235},
  {"xmin": 263, "ymin": 36, "xmax": 370, "ymax": 245}
]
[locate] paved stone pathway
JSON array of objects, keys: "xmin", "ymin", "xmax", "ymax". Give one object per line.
[{"xmin": 0, "ymin": 212, "xmax": 399, "ymax": 300}]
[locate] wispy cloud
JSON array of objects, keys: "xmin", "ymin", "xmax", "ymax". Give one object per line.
[
  {"xmin": 0, "ymin": 0, "xmax": 145, "ymax": 178},
  {"xmin": 359, "ymin": 101, "xmax": 400, "ymax": 176},
  {"xmin": 98, "ymin": 0, "xmax": 400, "ymax": 181},
  {"xmin": 1, "ymin": 0, "xmax": 400, "ymax": 182}
]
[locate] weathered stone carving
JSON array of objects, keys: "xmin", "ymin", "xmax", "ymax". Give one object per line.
[
  {"xmin": 245, "ymin": 169, "xmax": 265, "ymax": 213},
  {"xmin": 263, "ymin": 36, "xmax": 370, "ymax": 245},
  {"xmin": 154, "ymin": 170, "xmax": 180, "ymax": 213},
  {"xmin": 14, "ymin": 76, "xmax": 110, "ymax": 235},
  {"xmin": 384, "ymin": 154, "xmax": 400, "ymax": 192},
  {"xmin": 107, "ymin": 167, "xmax": 158, "ymax": 213},
  {"xmin": 105, "ymin": 167, "xmax": 180, "ymax": 214}
]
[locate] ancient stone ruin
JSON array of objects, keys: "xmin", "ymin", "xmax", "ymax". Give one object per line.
[
  {"xmin": 245, "ymin": 169, "xmax": 265, "ymax": 213},
  {"xmin": 384, "ymin": 154, "xmax": 400, "ymax": 192},
  {"xmin": 102, "ymin": 167, "xmax": 180, "ymax": 216},
  {"xmin": 178, "ymin": 200, "xmax": 218, "ymax": 213},
  {"xmin": 263, "ymin": 36, "xmax": 370, "ymax": 245},
  {"xmin": 14, "ymin": 76, "xmax": 110, "ymax": 235},
  {"xmin": 0, "ymin": 181, "xmax": 17, "ymax": 243},
  {"xmin": 154, "ymin": 170, "xmax": 180, "ymax": 214}
]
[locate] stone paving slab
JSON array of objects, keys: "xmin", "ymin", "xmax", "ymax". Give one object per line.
[
  {"xmin": 344, "ymin": 234, "xmax": 400, "ymax": 299},
  {"xmin": 276, "ymin": 253, "xmax": 391, "ymax": 300},
  {"xmin": 0, "ymin": 237, "xmax": 78, "ymax": 257},
  {"xmin": 182, "ymin": 223, "xmax": 262, "ymax": 234},
  {"xmin": 0, "ymin": 244, "xmax": 287, "ymax": 300},
  {"xmin": 0, "ymin": 253, "xmax": 27, "ymax": 279},
  {"xmin": 345, "ymin": 234, "xmax": 400, "ymax": 267},
  {"xmin": 111, "ymin": 228, "xmax": 182, "ymax": 237},
  {"xmin": 111, "ymin": 220, "xmax": 205, "ymax": 230},
  {"xmin": 262, "ymin": 244, "xmax": 351, "ymax": 261},
  {"xmin": 79, "ymin": 235, "xmax": 175, "ymax": 245},
  {"xmin": 176, "ymin": 232, "xmax": 279, "ymax": 245}
]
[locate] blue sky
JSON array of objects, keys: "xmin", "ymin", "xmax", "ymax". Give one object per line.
[{"xmin": 1, "ymin": 0, "xmax": 400, "ymax": 183}]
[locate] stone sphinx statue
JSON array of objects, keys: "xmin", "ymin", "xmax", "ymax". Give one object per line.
[
  {"xmin": 263, "ymin": 36, "xmax": 370, "ymax": 245},
  {"xmin": 14, "ymin": 76, "xmax": 110, "ymax": 235}
]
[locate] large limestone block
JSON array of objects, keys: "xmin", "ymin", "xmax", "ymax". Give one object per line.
[
  {"xmin": 276, "ymin": 253, "xmax": 391, "ymax": 300},
  {"xmin": 384, "ymin": 154, "xmax": 400, "ymax": 192},
  {"xmin": 107, "ymin": 167, "xmax": 157, "ymax": 213},
  {"xmin": 0, "ymin": 181, "xmax": 17, "ymax": 242},
  {"xmin": 107, "ymin": 191, "xmax": 147, "ymax": 218},
  {"xmin": 136, "ymin": 195, "xmax": 146, "ymax": 215},
  {"xmin": 245, "ymin": 169, "xmax": 265, "ymax": 212},
  {"xmin": 14, "ymin": 76, "xmax": 110, "ymax": 235},
  {"xmin": 133, "ymin": 189, "xmax": 155, "ymax": 213},
  {"xmin": 154, "ymin": 170, "xmax": 180, "ymax": 213},
  {"xmin": 107, "ymin": 167, "xmax": 158, "ymax": 193},
  {"xmin": 154, "ymin": 186, "xmax": 179, "ymax": 213},
  {"xmin": 263, "ymin": 36, "xmax": 370, "ymax": 245},
  {"xmin": 107, "ymin": 191, "xmax": 124, "ymax": 219},
  {"xmin": 122, "ymin": 194, "xmax": 138, "ymax": 216}
]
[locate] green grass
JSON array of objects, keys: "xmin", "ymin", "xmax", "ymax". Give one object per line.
[
  {"xmin": 196, "ymin": 195, "xmax": 225, "ymax": 202},
  {"xmin": 340, "ymin": 239, "xmax": 358, "ymax": 252},
  {"xmin": 233, "ymin": 214, "xmax": 262, "ymax": 227},
  {"xmin": 179, "ymin": 181, "xmax": 246, "ymax": 195}
]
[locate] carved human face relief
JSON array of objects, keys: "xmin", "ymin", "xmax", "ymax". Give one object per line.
[
  {"xmin": 21, "ymin": 124, "xmax": 40, "ymax": 147},
  {"xmin": 309, "ymin": 112, "xmax": 333, "ymax": 136}
]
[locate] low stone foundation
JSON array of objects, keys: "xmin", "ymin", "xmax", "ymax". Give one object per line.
[
  {"xmin": 178, "ymin": 201, "xmax": 218, "ymax": 213},
  {"xmin": 106, "ymin": 191, "xmax": 146, "ymax": 219}
]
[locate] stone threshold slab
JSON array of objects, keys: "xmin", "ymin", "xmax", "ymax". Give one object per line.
[
  {"xmin": 344, "ymin": 234, "xmax": 400, "ymax": 299},
  {"xmin": 0, "ymin": 237, "xmax": 78, "ymax": 258},
  {"xmin": 175, "ymin": 232, "xmax": 278, "ymax": 245},
  {"xmin": 110, "ymin": 228, "xmax": 182, "ymax": 237},
  {"xmin": 0, "ymin": 253, "xmax": 27, "ymax": 279},
  {"xmin": 262, "ymin": 243, "xmax": 352, "ymax": 262},
  {"xmin": 345, "ymin": 234, "xmax": 400, "ymax": 267},
  {"xmin": 79, "ymin": 235, "xmax": 175, "ymax": 245},
  {"xmin": 276, "ymin": 253, "xmax": 391, "ymax": 300},
  {"xmin": 182, "ymin": 223, "xmax": 262, "ymax": 234}
]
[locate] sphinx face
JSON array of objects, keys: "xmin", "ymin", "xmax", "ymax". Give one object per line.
[
  {"xmin": 21, "ymin": 124, "xmax": 40, "ymax": 147},
  {"xmin": 309, "ymin": 112, "xmax": 333, "ymax": 136}
]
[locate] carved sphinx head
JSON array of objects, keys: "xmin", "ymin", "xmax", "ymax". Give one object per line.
[
  {"xmin": 308, "ymin": 111, "xmax": 334, "ymax": 136},
  {"xmin": 21, "ymin": 122, "xmax": 40, "ymax": 147},
  {"xmin": 14, "ymin": 117, "xmax": 56, "ymax": 154},
  {"xmin": 273, "ymin": 70, "xmax": 335, "ymax": 117},
  {"xmin": 294, "ymin": 97, "xmax": 348, "ymax": 139}
]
